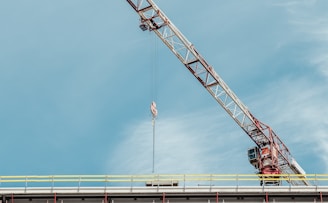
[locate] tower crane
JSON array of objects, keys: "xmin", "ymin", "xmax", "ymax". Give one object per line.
[{"xmin": 126, "ymin": 0, "xmax": 309, "ymax": 186}]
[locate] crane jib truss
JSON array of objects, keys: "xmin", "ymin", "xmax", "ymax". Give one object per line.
[{"xmin": 126, "ymin": 0, "xmax": 309, "ymax": 186}]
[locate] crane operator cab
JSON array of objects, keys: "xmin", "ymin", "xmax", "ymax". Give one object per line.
[
  {"xmin": 248, "ymin": 146, "xmax": 281, "ymax": 186},
  {"xmin": 248, "ymin": 147, "xmax": 260, "ymax": 169}
]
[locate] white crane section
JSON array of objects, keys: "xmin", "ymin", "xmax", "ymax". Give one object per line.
[{"xmin": 126, "ymin": 0, "xmax": 309, "ymax": 186}]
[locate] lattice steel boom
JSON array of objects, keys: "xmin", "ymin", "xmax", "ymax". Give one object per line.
[{"xmin": 126, "ymin": 0, "xmax": 309, "ymax": 186}]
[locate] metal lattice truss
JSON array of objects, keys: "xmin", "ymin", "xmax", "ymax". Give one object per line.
[{"xmin": 126, "ymin": 0, "xmax": 308, "ymax": 186}]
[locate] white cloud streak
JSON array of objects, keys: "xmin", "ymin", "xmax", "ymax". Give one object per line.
[
  {"xmin": 107, "ymin": 110, "xmax": 255, "ymax": 175},
  {"xmin": 108, "ymin": 74, "xmax": 328, "ymax": 175},
  {"xmin": 277, "ymin": 0, "xmax": 328, "ymax": 79}
]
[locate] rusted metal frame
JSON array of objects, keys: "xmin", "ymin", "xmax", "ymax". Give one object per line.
[
  {"xmin": 147, "ymin": 0, "xmax": 278, "ymax": 168},
  {"xmin": 259, "ymin": 125, "xmax": 308, "ymax": 185},
  {"xmin": 247, "ymin": 119, "xmax": 295, "ymax": 177},
  {"xmin": 153, "ymin": 27, "xmax": 190, "ymax": 65},
  {"xmin": 247, "ymin": 124, "xmax": 307, "ymax": 185},
  {"xmin": 126, "ymin": 0, "xmax": 151, "ymax": 12},
  {"xmin": 139, "ymin": 11, "xmax": 164, "ymax": 31},
  {"xmin": 128, "ymin": 0, "xmax": 308, "ymax": 186},
  {"xmin": 150, "ymin": 10, "xmax": 192, "ymax": 51},
  {"xmin": 145, "ymin": 1, "xmax": 252, "ymax": 127},
  {"xmin": 215, "ymin": 91, "xmax": 244, "ymax": 122},
  {"xmin": 210, "ymin": 85, "xmax": 251, "ymax": 125},
  {"xmin": 206, "ymin": 87, "xmax": 251, "ymax": 129},
  {"xmin": 247, "ymin": 124, "xmax": 269, "ymax": 145},
  {"xmin": 159, "ymin": 28, "xmax": 193, "ymax": 65}
]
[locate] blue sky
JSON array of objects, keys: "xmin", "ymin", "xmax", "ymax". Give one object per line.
[{"xmin": 0, "ymin": 0, "xmax": 327, "ymax": 177}]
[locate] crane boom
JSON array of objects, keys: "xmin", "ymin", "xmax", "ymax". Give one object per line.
[{"xmin": 126, "ymin": 0, "xmax": 309, "ymax": 186}]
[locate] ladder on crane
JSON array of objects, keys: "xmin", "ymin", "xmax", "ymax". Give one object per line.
[{"xmin": 126, "ymin": 0, "xmax": 309, "ymax": 186}]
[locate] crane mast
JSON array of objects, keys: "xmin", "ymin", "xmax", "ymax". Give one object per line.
[{"xmin": 126, "ymin": 0, "xmax": 309, "ymax": 186}]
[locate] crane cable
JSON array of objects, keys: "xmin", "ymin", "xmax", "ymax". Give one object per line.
[{"xmin": 150, "ymin": 33, "xmax": 158, "ymax": 173}]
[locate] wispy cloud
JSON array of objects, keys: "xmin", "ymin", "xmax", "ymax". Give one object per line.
[
  {"xmin": 276, "ymin": 0, "xmax": 328, "ymax": 79},
  {"xmin": 279, "ymin": 2, "xmax": 328, "ymax": 172},
  {"xmin": 108, "ymin": 73, "xmax": 328, "ymax": 175},
  {"xmin": 107, "ymin": 109, "xmax": 255, "ymax": 175},
  {"xmin": 309, "ymin": 48, "xmax": 328, "ymax": 78}
]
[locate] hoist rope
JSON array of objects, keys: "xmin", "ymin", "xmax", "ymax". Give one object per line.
[
  {"xmin": 150, "ymin": 32, "xmax": 158, "ymax": 174},
  {"xmin": 151, "ymin": 33, "xmax": 158, "ymax": 102}
]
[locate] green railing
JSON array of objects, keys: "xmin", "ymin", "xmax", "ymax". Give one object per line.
[{"xmin": 0, "ymin": 174, "xmax": 327, "ymax": 188}]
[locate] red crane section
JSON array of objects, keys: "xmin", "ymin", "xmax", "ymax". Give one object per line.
[{"xmin": 126, "ymin": 0, "xmax": 308, "ymax": 186}]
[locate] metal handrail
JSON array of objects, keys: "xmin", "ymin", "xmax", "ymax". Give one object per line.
[{"xmin": 0, "ymin": 174, "xmax": 327, "ymax": 187}]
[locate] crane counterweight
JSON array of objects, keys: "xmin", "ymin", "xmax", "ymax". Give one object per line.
[{"xmin": 126, "ymin": 0, "xmax": 309, "ymax": 186}]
